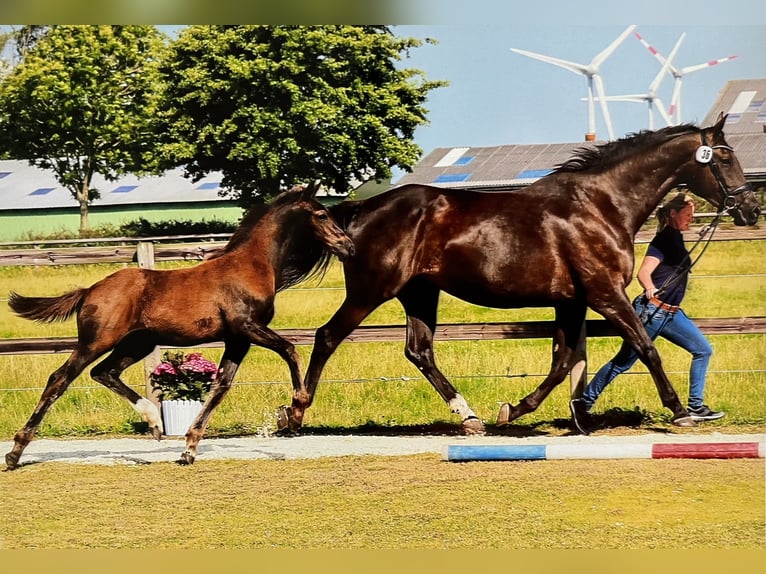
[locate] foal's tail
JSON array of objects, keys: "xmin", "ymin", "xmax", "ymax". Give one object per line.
[{"xmin": 8, "ymin": 288, "xmax": 87, "ymax": 323}]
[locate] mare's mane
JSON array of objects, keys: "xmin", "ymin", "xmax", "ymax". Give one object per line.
[{"xmin": 555, "ymin": 123, "xmax": 700, "ymax": 173}]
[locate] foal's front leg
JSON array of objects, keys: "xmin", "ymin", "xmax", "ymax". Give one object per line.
[{"xmin": 180, "ymin": 340, "xmax": 250, "ymax": 465}]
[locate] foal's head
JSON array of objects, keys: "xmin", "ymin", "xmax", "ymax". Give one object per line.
[
  {"xmin": 268, "ymin": 180, "xmax": 355, "ymax": 290},
  {"xmin": 278, "ymin": 180, "xmax": 355, "ymax": 261}
]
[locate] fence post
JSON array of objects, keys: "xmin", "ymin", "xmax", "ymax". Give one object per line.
[
  {"xmin": 569, "ymin": 322, "xmax": 587, "ymax": 398},
  {"xmin": 136, "ymin": 241, "xmax": 162, "ymax": 412}
]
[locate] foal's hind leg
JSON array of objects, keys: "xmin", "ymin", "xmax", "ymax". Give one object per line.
[
  {"xmin": 497, "ymin": 303, "xmax": 586, "ymax": 426},
  {"xmin": 5, "ymin": 350, "xmax": 93, "ymax": 469},
  {"xmin": 180, "ymin": 339, "xmax": 249, "ymax": 465},
  {"xmin": 398, "ymin": 280, "xmax": 484, "ymax": 434},
  {"xmin": 89, "ymin": 332, "xmax": 164, "ymax": 439}
]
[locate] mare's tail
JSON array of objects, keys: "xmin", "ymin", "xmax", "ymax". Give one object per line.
[{"xmin": 8, "ymin": 289, "xmax": 87, "ymax": 323}]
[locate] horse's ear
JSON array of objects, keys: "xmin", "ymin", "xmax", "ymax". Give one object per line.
[
  {"xmin": 713, "ymin": 112, "xmax": 727, "ymax": 133},
  {"xmin": 301, "ymin": 179, "xmax": 321, "ymax": 200}
]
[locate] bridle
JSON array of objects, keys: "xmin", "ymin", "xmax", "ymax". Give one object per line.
[
  {"xmin": 640, "ymin": 130, "xmax": 751, "ymax": 318},
  {"xmin": 696, "ymin": 130, "xmax": 752, "ymax": 214}
]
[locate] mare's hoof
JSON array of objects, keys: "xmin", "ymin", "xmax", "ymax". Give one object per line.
[
  {"xmin": 5, "ymin": 452, "xmax": 19, "ymax": 471},
  {"xmin": 276, "ymin": 405, "xmax": 291, "ymax": 432},
  {"xmin": 496, "ymin": 402, "xmax": 513, "ymax": 426},
  {"xmin": 462, "ymin": 416, "xmax": 485, "ymax": 435},
  {"xmin": 672, "ymin": 415, "xmax": 697, "ymax": 428},
  {"xmin": 178, "ymin": 452, "xmax": 195, "ymax": 465}
]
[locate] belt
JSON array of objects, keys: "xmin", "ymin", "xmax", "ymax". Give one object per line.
[{"xmin": 649, "ymin": 296, "xmax": 680, "ymax": 313}]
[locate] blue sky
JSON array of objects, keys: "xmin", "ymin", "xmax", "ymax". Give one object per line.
[
  {"xmin": 395, "ymin": 22, "xmax": 765, "ymax": 152},
  {"xmin": 390, "ymin": 1, "xmax": 765, "ymax": 180}
]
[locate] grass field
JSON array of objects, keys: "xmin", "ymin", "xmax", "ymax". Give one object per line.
[
  {"xmin": 0, "ymin": 240, "xmax": 763, "ymax": 438},
  {"xmin": 1, "ymin": 455, "xmax": 763, "ymax": 549},
  {"xmin": 0, "ymin": 239, "xmax": 763, "ymax": 552}
]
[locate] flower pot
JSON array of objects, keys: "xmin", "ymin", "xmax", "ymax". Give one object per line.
[{"xmin": 161, "ymin": 399, "xmax": 203, "ymax": 436}]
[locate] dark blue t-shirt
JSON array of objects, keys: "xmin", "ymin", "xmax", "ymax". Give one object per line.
[{"xmin": 645, "ymin": 226, "xmax": 691, "ymax": 306}]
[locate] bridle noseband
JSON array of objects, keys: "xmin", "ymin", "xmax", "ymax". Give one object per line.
[{"xmin": 697, "ymin": 130, "xmax": 752, "ymax": 213}]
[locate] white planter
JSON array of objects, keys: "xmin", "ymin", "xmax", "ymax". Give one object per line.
[{"xmin": 161, "ymin": 400, "xmax": 203, "ymax": 436}]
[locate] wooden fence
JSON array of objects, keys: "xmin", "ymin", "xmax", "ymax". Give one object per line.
[
  {"xmin": 1, "ymin": 230, "xmax": 763, "ymax": 407},
  {"xmin": 1, "ymin": 225, "xmax": 763, "ymax": 266}
]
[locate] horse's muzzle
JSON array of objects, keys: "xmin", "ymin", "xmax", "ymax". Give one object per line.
[
  {"xmin": 333, "ymin": 239, "xmax": 355, "ymax": 261},
  {"xmin": 732, "ymin": 203, "xmax": 762, "ymax": 227}
]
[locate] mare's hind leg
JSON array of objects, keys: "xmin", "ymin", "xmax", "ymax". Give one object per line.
[
  {"xmin": 180, "ymin": 339, "xmax": 249, "ymax": 465},
  {"xmin": 5, "ymin": 350, "xmax": 94, "ymax": 470},
  {"xmin": 89, "ymin": 331, "xmax": 164, "ymax": 440},
  {"xmin": 398, "ymin": 279, "xmax": 484, "ymax": 434},
  {"xmin": 590, "ymin": 297, "xmax": 692, "ymax": 426},
  {"xmin": 497, "ymin": 302, "xmax": 586, "ymax": 426}
]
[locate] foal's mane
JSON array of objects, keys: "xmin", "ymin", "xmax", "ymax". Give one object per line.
[
  {"xmin": 219, "ymin": 186, "xmax": 306, "ymax": 255},
  {"xmin": 555, "ymin": 123, "xmax": 700, "ymax": 173}
]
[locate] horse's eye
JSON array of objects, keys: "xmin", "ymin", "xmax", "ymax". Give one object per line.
[{"xmin": 316, "ymin": 212, "xmax": 328, "ymax": 221}]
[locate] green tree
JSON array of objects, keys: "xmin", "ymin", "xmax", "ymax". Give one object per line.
[
  {"xmin": 158, "ymin": 25, "xmax": 446, "ymax": 204},
  {"xmin": 0, "ymin": 25, "xmax": 166, "ymax": 233}
]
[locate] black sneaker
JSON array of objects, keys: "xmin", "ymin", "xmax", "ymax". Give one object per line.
[
  {"xmin": 569, "ymin": 398, "xmax": 592, "ymax": 435},
  {"xmin": 687, "ymin": 404, "xmax": 725, "ymax": 421}
]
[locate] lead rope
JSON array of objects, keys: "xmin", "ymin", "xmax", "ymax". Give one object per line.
[{"xmin": 640, "ymin": 205, "xmax": 730, "ymax": 326}]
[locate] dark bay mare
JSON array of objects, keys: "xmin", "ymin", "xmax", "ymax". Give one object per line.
[
  {"xmin": 4, "ymin": 181, "xmax": 354, "ymax": 469},
  {"xmin": 279, "ymin": 114, "xmax": 760, "ymax": 435}
]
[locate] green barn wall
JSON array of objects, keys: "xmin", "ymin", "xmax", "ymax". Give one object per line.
[{"xmin": 0, "ymin": 202, "xmax": 243, "ymax": 241}]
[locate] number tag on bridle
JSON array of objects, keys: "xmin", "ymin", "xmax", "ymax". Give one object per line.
[{"xmin": 695, "ymin": 145, "xmax": 714, "ymax": 164}]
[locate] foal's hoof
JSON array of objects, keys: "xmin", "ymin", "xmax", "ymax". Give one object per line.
[
  {"xmin": 178, "ymin": 452, "xmax": 195, "ymax": 465},
  {"xmin": 150, "ymin": 425, "xmax": 163, "ymax": 441},
  {"xmin": 672, "ymin": 415, "xmax": 697, "ymax": 428},
  {"xmin": 5, "ymin": 452, "xmax": 19, "ymax": 471},
  {"xmin": 462, "ymin": 416, "xmax": 485, "ymax": 435}
]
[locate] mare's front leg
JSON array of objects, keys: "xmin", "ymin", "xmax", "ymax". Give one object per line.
[
  {"xmin": 398, "ymin": 280, "xmax": 484, "ymax": 434},
  {"xmin": 180, "ymin": 339, "xmax": 250, "ymax": 465},
  {"xmin": 283, "ymin": 299, "xmax": 375, "ymax": 433},
  {"xmin": 497, "ymin": 302, "xmax": 585, "ymax": 426}
]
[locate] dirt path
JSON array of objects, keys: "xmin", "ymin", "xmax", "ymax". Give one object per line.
[{"xmin": 3, "ymin": 431, "xmax": 763, "ymax": 466}]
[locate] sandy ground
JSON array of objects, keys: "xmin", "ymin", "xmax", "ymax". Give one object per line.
[{"xmin": 2, "ymin": 431, "xmax": 764, "ymax": 466}]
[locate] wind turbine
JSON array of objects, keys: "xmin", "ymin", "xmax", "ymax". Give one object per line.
[
  {"xmin": 511, "ymin": 25, "xmax": 636, "ymax": 141},
  {"xmin": 634, "ymin": 31, "xmax": 738, "ymax": 124},
  {"xmin": 593, "ymin": 33, "xmax": 684, "ymax": 130}
]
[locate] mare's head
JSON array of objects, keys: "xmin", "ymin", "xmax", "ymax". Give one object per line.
[{"xmin": 678, "ymin": 113, "xmax": 761, "ymax": 226}]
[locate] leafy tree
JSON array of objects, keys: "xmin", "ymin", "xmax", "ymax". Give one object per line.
[
  {"xmin": 0, "ymin": 25, "xmax": 166, "ymax": 233},
  {"xmin": 157, "ymin": 25, "xmax": 446, "ymax": 204}
]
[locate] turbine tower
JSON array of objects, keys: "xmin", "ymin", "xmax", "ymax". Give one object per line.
[
  {"xmin": 634, "ymin": 31, "xmax": 738, "ymax": 124},
  {"xmin": 594, "ymin": 33, "xmax": 684, "ymax": 130},
  {"xmin": 511, "ymin": 25, "xmax": 636, "ymax": 141}
]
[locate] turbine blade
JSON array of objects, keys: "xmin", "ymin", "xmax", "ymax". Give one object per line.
[
  {"xmin": 648, "ymin": 33, "xmax": 685, "ymax": 93},
  {"xmin": 593, "ymin": 74, "xmax": 614, "ymax": 140},
  {"xmin": 681, "ymin": 55, "xmax": 738, "ymax": 75},
  {"xmin": 634, "ymin": 31, "xmax": 681, "ymax": 76},
  {"xmin": 669, "ymin": 78, "xmax": 683, "ymax": 123},
  {"xmin": 510, "ymin": 48, "xmax": 587, "ymax": 76},
  {"xmin": 655, "ymin": 98, "xmax": 672, "ymax": 126},
  {"xmin": 592, "ymin": 25, "xmax": 637, "ymax": 68}
]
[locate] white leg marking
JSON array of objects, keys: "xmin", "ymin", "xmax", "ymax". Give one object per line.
[
  {"xmin": 449, "ymin": 394, "xmax": 477, "ymax": 420},
  {"xmin": 134, "ymin": 398, "xmax": 163, "ymax": 432}
]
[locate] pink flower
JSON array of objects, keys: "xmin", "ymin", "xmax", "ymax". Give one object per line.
[{"xmin": 152, "ymin": 362, "xmax": 177, "ymax": 376}]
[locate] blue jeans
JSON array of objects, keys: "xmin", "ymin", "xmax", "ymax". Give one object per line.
[{"xmin": 580, "ymin": 297, "xmax": 712, "ymax": 411}]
